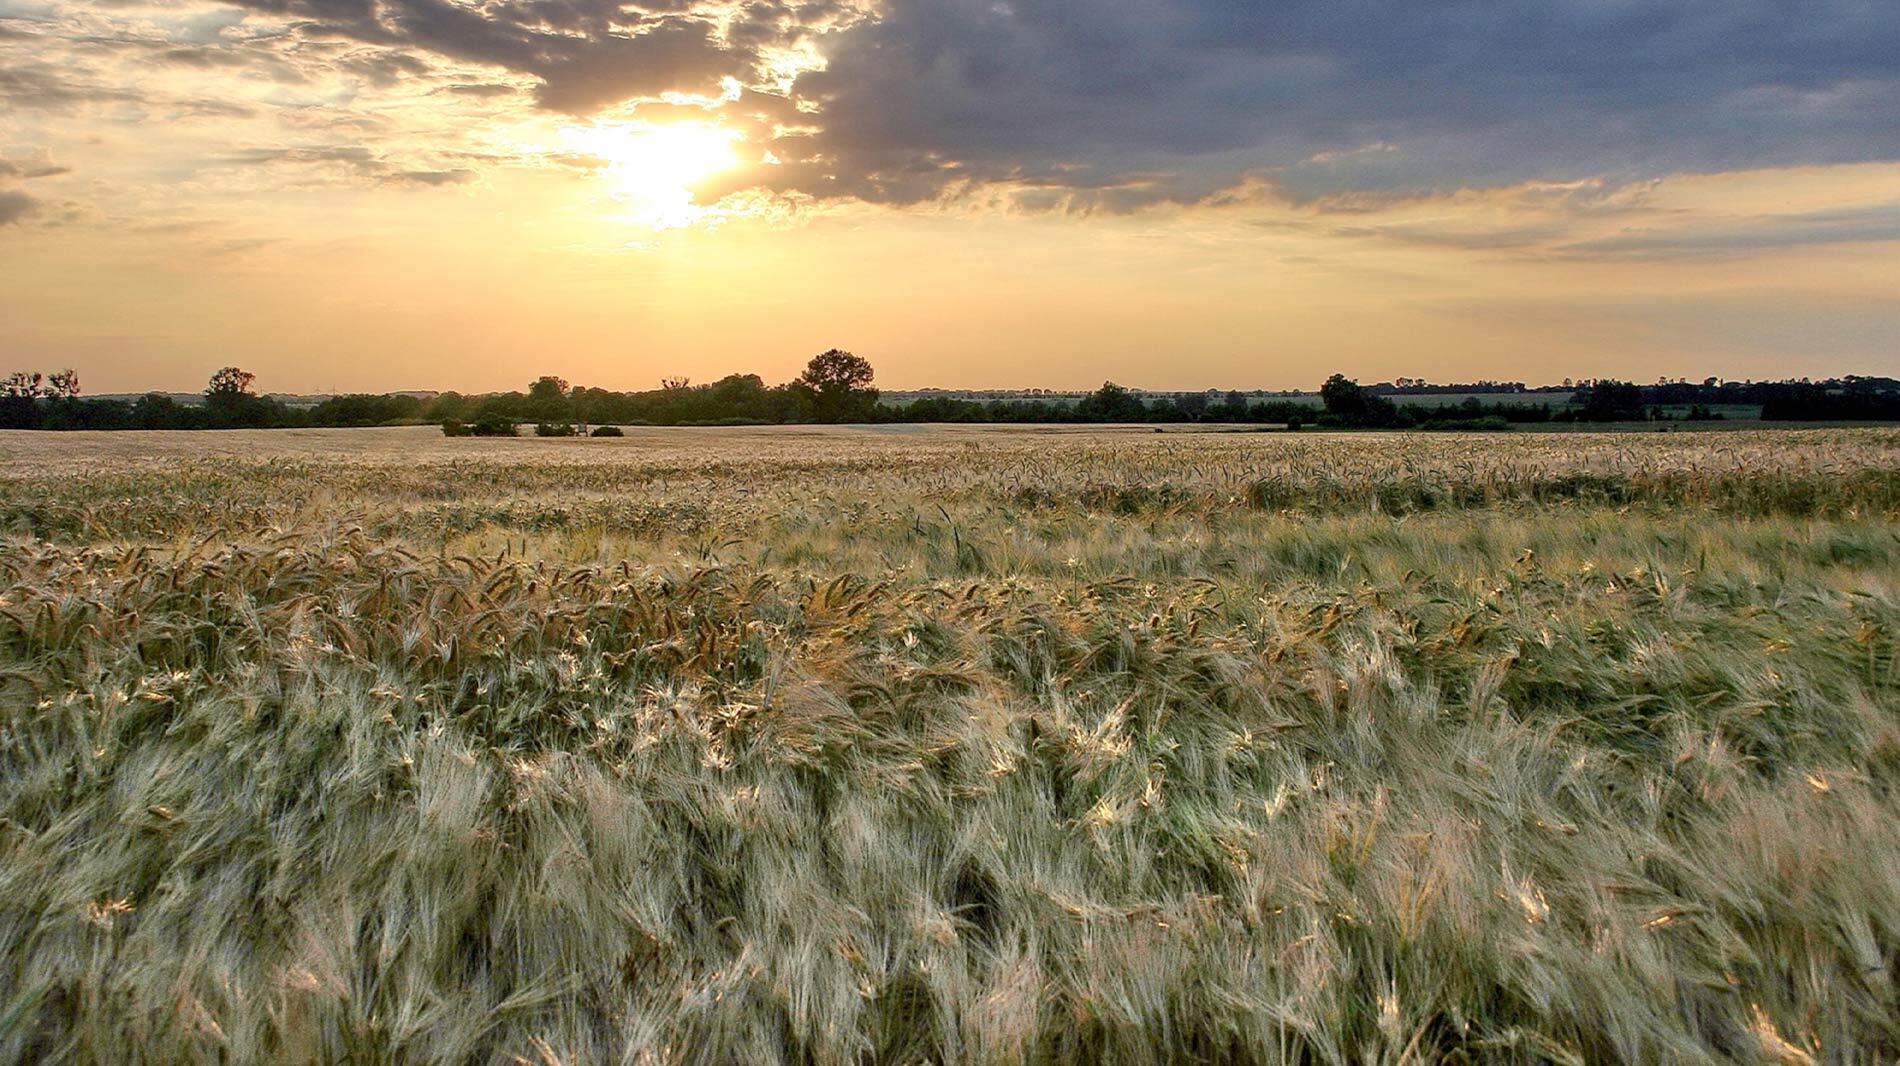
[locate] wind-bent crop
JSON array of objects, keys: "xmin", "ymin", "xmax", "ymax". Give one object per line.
[{"xmin": 1, "ymin": 426, "xmax": 1896, "ymax": 1063}]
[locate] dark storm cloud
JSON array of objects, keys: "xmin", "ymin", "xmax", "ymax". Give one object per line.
[{"xmin": 776, "ymin": 0, "xmax": 1900, "ymax": 204}]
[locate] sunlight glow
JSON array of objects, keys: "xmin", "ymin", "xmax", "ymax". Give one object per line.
[{"xmin": 565, "ymin": 122, "xmax": 743, "ymax": 229}]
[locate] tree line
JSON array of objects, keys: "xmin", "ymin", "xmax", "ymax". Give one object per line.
[{"xmin": 4, "ymin": 357, "xmax": 1897, "ymax": 432}]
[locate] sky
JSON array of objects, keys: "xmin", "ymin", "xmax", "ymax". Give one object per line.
[{"xmin": 2, "ymin": 0, "xmax": 1898, "ymax": 394}]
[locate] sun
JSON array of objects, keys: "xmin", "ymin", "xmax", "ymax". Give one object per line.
[{"xmin": 565, "ymin": 122, "xmax": 742, "ymax": 229}]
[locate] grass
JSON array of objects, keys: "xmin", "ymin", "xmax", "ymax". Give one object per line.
[{"xmin": 1, "ymin": 425, "xmax": 1897, "ymax": 1063}]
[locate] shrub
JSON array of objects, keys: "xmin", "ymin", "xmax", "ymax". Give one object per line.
[
  {"xmin": 591, "ymin": 425, "xmax": 624, "ymax": 437},
  {"xmin": 469, "ymin": 415, "xmax": 518, "ymax": 437},
  {"xmin": 535, "ymin": 422, "xmax": 577, "ymax": 437}
]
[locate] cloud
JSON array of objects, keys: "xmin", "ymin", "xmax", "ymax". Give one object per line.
[
  {"xmin": 218, "ymin": 0, "xmax": 753, "ymax": 113},
  {"xmin": 387, "ymin": 168, "xmax": 476, "ymax": 185},
  {"xmin": 221, "ymin": 144, "xmax": 482, "ymax": 189},
  {"xmin": 441, "ymin": 82, "xmax": 519, "ymax": 98},
  {"xmin": 1560, "ymin": 202, "xmax": 1900, "ymax": 260},
  {"xmin": 0, "ymin": 63, "xmax": 141, "ymax": 110},
  {"xmin": 0, "ymin": 189, "xmax": 39, "ymax": 225},
  {"xmin": 0, "ymin": 150, "xmax": 70, "ymax": 179},
  {"xmin": 203, "ymin": 235, "xmax": 284, "ymax": 255},
  {"xmin": 1330, "ymin": 222, "xmax": 1567, "ymax": 252},
  {"xmin": 768, "ymin": 0, "xmax": 1900, "ymax": 205},
  {"xmin": 9, "ymin": 0, "xmax": 1900, "ymax": 213}
]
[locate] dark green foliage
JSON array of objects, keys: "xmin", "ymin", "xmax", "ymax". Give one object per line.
[
  {"xmin": 443, "ymin": 415, "xmax": 514, "ymax": 437},
  {"xmin": 306, "ymin": 393, "xmax": 425, "ymax": 426},
  {"xmin": 6, "ymin": 362, "xmax": 1899, "ymax": 432},
  {"xmin": 1574, "ymin": 380, "xmax": 1648, "ymax": 422},
  {"xmin": 793, "ymin": 348, "xmax": 880, "ymax": 422},
  {"xmin": 1318, "ymin": 374, "xmax": 1406, "ymax": 427}
]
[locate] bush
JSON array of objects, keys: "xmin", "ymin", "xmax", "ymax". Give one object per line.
[
  {"xmin": 535, "ymin": 422, "xmax": 577, "ymax": 437},
  {"xmin": 590, "ymin": 425, "xmax": 624, "ymax": 437},
  {"xmin": 469, "ymin": 416, "xmax": 517, "ymax": 437},
  {"xmin": 440, "ymin": 419, "xmax": 468, "ymax": 437}
]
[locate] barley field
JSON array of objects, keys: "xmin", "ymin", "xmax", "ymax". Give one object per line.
[{"xmin": 2, "ymin": 425, "xmax": 1898, "ymax": 1064}]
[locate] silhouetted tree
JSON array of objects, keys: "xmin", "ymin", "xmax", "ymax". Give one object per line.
[
  {"xmin": 3, "ymin": 371, "xmax": 44, "ymax": 398},
  {"xmin": 207, "ymin": 367, "xmax": 255, "ymax": 397},
  {"xmin": 1574, "ymin": 380, "xmax": 1645, "ymax": 422},
  {"xmin": 1076, "ymin": 382, "xmax": 1149, "ymax": 421},
  {"xmin": 307, "ymin": 393, "xmax": 423, "ymax": 426},
  {"xmin": 424, "ymin": 392, "xmax": 469, "ymax": 421},
  {"xmin": 1318, "ymin": 373, "xmax": 1404, "ymax": 426},
  {"xmin": 0, "ymin": 371, "xmax": 44, "ymax": 428},
  {"xmin": 205, "ymin": 366, "xmax": 257, "ymax": 425},
  {"xmin": 795, "ymin": 349, "xmax": 878, "ymax": 422},
  {"xmin": 134, "ymin": 393, "xmax": 185, "ymax": 428},
  {"xmin": 527, "ymin": 375, "xmax": 574, "ymax": 422},
  {"xmin": 1320, "ymin": 374, "xmax": 1367, "ymax": 419},
  {"xmin": 201, "ymin": 366, "xmax": 290, "ymax": 428}
]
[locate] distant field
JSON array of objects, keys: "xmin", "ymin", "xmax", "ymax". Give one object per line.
[
  {"xmin": 1654, "ymin": 402, "xmax": 1764, "ymax": 419},
  {"xmin": 3, "ymin": 426, "xmax": 1898, "ymax": 1063},
  {"xmin": 1384, "ymin": 391, "xmax": 1563, "ymax": 408}
]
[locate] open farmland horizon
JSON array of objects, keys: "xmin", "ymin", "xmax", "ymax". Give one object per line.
[{"xmin": 2, "ymin": 424, "xmax": 1898, "ymax": 1062}]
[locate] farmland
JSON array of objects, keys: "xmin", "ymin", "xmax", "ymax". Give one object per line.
[{"xmin": 2, "ymin": 425, "xmax": 1898, "ymax": 1063}]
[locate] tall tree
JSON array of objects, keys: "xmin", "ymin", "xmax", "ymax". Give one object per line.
[
  {"xmin": 1319, "ymin": 373, "xmax": 1404, "ymax": 427},
  {"xmin": 207, "ymin": 367, "xmax": 256, "ymax": 397},
  {"xmin": 203, "ymin": 366, "xmax": 281, "ymax": 428},
  {"xmin": 526, "ymin": 375, "xmax": 573, "ymax": 422},
  {"xmin": 2, "ymin": 371, "xmax": 44, "ymax": 398},
  {"xmin": 1320, "ymin": 373, "xmax": 1368, "ymax": 419},
  {"xmin": 1076, "ymin": 381, "xmax": 1149, "ymax": 421},
  {"xmin": 1575, "ymin": 380, "xmax": 1645, "ymax": 422},
  {"xmin": 0, "ymin": 371, "xmax": 44, "ymax": 429},
  {"xmin": 527, "ymin": 376, "xmax": 570, "ymax": 403},
  {"xmin": 795, "ymin": 349, "xmax": 878, "ymax": 422}
]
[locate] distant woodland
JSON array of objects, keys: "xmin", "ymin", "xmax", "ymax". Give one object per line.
[{"xmin": 5, "ymin": 352, "xmax": 1899, "ymax": 432}]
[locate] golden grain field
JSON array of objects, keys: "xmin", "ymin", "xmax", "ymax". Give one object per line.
[{"xmin": 2, "ymin": 425, "xmax": 1897, "ymax": 1063}]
